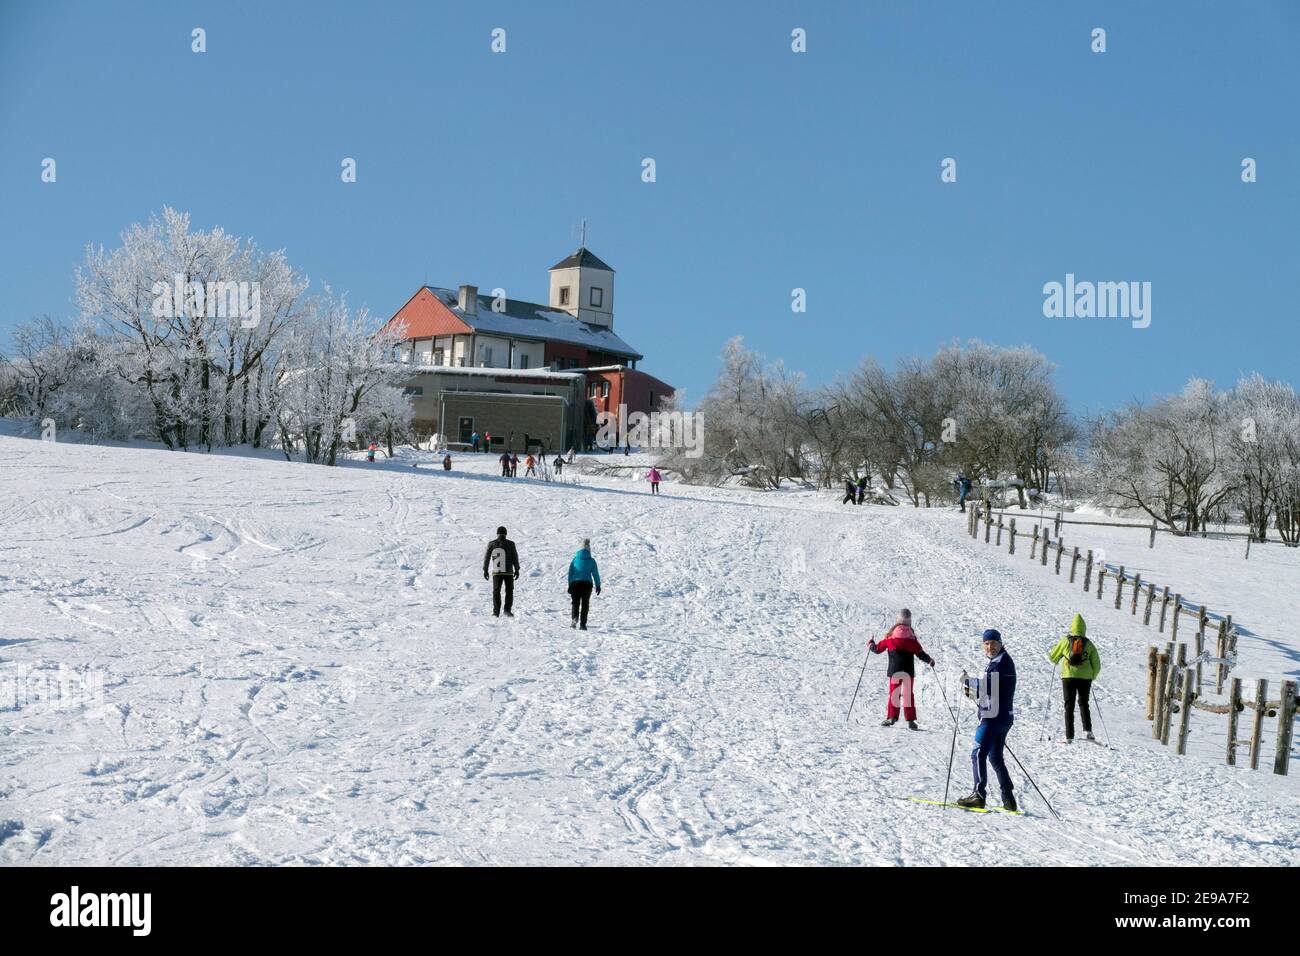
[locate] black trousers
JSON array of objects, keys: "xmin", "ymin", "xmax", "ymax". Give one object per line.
[
  {"xmin": 1062, "ymin": 677, "xmax": 1093, "ymax": 738},
  {"xmin": 492, "ymin": 574, "xmax": 514, "ymax": 616},
  {"xmin": 570, "ymin": 581, "xmax": 592, "ymax": 626}
]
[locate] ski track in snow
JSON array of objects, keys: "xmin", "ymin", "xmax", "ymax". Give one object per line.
[{"xmin": 0, "ymin": 435, "xmax": 1297, "ymax": 866}]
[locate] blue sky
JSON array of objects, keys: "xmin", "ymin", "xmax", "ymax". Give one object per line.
[{"xmin": 2, "ymin": 0, "xmax": 1297, "ymax": 414}]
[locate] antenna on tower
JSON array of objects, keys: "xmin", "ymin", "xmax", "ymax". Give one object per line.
[{"xmin": 580, "ymin": 218, "xmax": 587, "ymax": 249}]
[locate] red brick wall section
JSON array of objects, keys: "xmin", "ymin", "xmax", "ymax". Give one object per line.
[{"xmin": 585, "ymin": 369, "xmax": 675, "ymax": 417}]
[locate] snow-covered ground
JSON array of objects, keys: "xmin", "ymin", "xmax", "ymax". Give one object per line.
[{"xmin": 1, "ymin": 433, "xmax": 1296, "ymax": 866}]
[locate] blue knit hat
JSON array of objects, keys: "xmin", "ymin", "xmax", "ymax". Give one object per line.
[{"xmin": 981, "ymin": 628, "xmax": 1002, "ymax": 643}]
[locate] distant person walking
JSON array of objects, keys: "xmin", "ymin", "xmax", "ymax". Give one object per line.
[
  {"xmin": 856, "ymin": 475, "xmax": 868, "ymax": 505},
  {"xmin": 484, "ymin": 431, "xmax": 492, "ymax": 452},
  {"xmin": 510, "ymin": 452, "xmax": 519, "ymax": 477},
  {"xmin": 842, "ymin": 479, "xmax": 857, "ymax": 506},
  {"xmin": 955, "ymin": 475, "xmax": 972, "ymax": 513},
  {"xmin": 471, "ymin": 431, "xmax": 480, "ymax": 453},
  {"xmin": 482, "ymin": 526, "xmax": 521, "ymax": 618},
  {"xmin": 366, "ymin": 441, "xmax": 377, "ymax": 463},
  {"xmin": 499, "ymin": 452, "xmax": 512, "ymax": 477},
  {"xmin": 525, "ymin": 454, "xmax": 536, "ymax": 477},
  {"xmin": 566, "ymin": 538, "xmax": 601, "ymax": 630},
  {"xmin": 1048, "ymin": 613, "xmax": 1101, "ymax": 743},
  {"xmin": 646, "ymin": 466, "xmax": 662, "ymax": 495},
  {"xmin": 443, "ymin": 453, "xmax": 452, "ymax": 471},
  {"xmin": 554, "ymin": 455, "xmax": 565, "ymax": 477}
]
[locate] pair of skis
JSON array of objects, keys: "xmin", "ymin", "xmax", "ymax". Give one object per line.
[{"xmin": 907, "ymin": 796, "xmax": 1024, "ymax": 816}]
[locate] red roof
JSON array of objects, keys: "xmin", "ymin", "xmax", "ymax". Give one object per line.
[{"xmin": 381, "ymin": 287, "xmax": 473, "ymax": 339}]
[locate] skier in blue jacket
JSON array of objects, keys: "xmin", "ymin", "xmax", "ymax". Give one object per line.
[
  {"xmin": 566, "ymin": 538, "xmax": 602, "ymax": 630},
  {"xmin": 957, "ymin": 628, "xmax": 1017, "ymax": 811}
]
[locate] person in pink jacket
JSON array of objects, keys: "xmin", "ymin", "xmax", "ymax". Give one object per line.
[{"xmin": 646, "ymin": 467, "xmax": 662, "ymax": 495}]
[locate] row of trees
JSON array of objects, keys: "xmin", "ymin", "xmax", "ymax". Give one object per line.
[
  {"xmin": 661, "ymin": 338, "xmax": 1299, "ymax": 542},
  {"xmin": 0, "ymin": 209, "xmax": 411, "ymax": 465},
  {"xmin": 1090, "ymin": 376, "xmax": 1300, "ymax": 542},
  {"xmin": 665, "ymin": 338, "xmax": 1075, "ymax": 506}
]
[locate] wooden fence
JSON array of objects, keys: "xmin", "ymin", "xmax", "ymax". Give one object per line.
[
  {"xmin": 980, "ymin": 507, "xmax": 1297, "ymax": 557},
  {"xmin": 965, "ymin": 502, "xmax": 1299, "ymax": 774},
  {"xmin": 1147, "ymin": 646, "xmax": 1297, "ymax": 775}
]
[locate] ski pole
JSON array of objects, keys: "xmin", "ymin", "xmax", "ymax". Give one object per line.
[
  {"xmin": 1092, "ymin": 687, "xmax": 1112, "ymax": 748},
  {"xmin": 929, "ymin": 661, "xmax": 958, "ymax": 725},
  {"xmin": 846, "ymin": 648, "xmax": 871, "ymax": 723},
  {"xmin": 847, "ymin": 617, "xmax": 887, "ymax": 723},
  {"xmin": 1004, "ymin": 744, "xmax": 1061, "ymax": 821},
  {"xmin": 941, "ymin": 703, "xmax": 960, "ymax": 809},
  {"xmin": 1041, "ymin": 663, "xmax": 1056, "ymax": 742}
]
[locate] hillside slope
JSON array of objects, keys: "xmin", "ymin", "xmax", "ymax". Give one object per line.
[{"xmin": 1, "ymin": 435, "xmax": 1296, "ymax": 865}]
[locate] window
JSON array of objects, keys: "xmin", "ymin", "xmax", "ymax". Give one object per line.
[
  {"xmin": 589, "ymin": 382, "xmax": 599, "ymax": 398},
  {"xmin": 601, "ymin": 381, "xmax": 610, "ymax": 399},
  {"xmin": 403, "ymin": 386, "xmax": 424, "ymax": 397},
  {"xmin": 559, "ymin": 286, "xmax": 570, "ymax": 306},
  {"xmin": 433, "ymin": 348, "xmax": 444, "ymax": 366},
  {"xmin": 590, "ymin": 286, "xmax": 603, "ymax": 308},
  {"xmin": 481, "ymin": 346, "xmax": 493, "ymax": 365}
]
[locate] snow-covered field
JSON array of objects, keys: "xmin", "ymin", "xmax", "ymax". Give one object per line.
[{"xmin": 1, "ymin": 433, "xmax": 1296, "ymax": 866}]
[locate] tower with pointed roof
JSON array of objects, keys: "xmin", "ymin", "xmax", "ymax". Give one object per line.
[{"xmin": 548, "ymin": 247, "xmax": 614, "ymax": 329}]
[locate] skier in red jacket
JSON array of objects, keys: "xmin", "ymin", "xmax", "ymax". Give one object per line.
[{"xmin": 868, "ymin": 608, "xmax": 935, "ymax": 730}]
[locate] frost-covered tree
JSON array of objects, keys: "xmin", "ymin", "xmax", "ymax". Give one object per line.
[
  {"xmin": 75, "ymin": 208, "xmax": 308, "ymax": 450},
  {"xmin": 273, "ymin": 290, "xmax": 409, "ymax": 466}
]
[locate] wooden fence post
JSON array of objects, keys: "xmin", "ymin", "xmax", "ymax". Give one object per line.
[
  {"xmin": 1114, "ymin": 566, "xmax": 1126, "ymax": 610},
  {"xmin": 1008, "ymin": 518, "xmax": 1016, "ymax": 554},
  {"xmin": 1274, "ymin": 680, "xmax": 1296, "ymax": 776},
  {"xmin": 1212, "ymin": 613, "xmax": 1224, "ymax": 694},
  {"xmin": 996, "ymin": 517, "xmax": 1003, "ymax": 546},
  {"xmin": 1055, "ymin": 539, "xmax": 1064, "ymax": 574},
  {"xmin": 1130, "ymin": 573, "xmax": 1142, "ymax": 614},
  {"xmin": 985, "ymin": 510, "xmax": 992, "ymax": 543},
  {"xmin": 1226, "ymin": 678, "xmax": 1242, "ymax": 766},
  {"xmin": 1084, "ymin": 550, "xmax": 1093, "ymax": 591},
  {"xmin": 1171, "ymin": 597, "xmax": 1182, "ymax": 641},
  {"xmin": 1041, "ymin": 530, "xmax": 1050, "ymax": 566},
  {"xmin": 1146, "ymin": 646, "xmax": 1158, "ymax": 720},
  {"xmin": 1161, "ymin": 645, "xmax": 1185, "ymax": 746},
  {"xmin": 1149, "ymin": 519, "xmax": 1157, "ymax": 549},
  {"xmin": 1176, "ymin": 663, "xmax": 1194, "ymax": 755},
  {"xmin": 1158, "ymin": 587, "xmax": 1171, "ymax": 632},
  {"xmin": 1250, "ymin": 679, "xmax": 1267, "ymax": 771},
  {"xmin": 1069, "ymin": 547, "xmax": 1080, "ymax": 583},
  {"xmin": 1096, "ymin": 567, "xmax": 1105, "ymax": 601},
  {"xmin": 1055, "ymin": 512, "xmax": 1062, "ymax": 536},
  {"xmin": 1143, "ymin": 583, "xmax": 1155, "ymax": 626},
  {"xmin": 1194, "ymin": 622, "xmax": 1204, "ymax": 697},
  {"xmin": 1152, "ymin": 652, "xmax": 1169, "ymax": 739},
  {"xmin": 1030, "ymin": 527, "xmax": 1038, "ymax": 559}
]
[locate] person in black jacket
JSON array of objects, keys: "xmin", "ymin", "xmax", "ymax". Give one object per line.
[
  {"xmin": 842, "ymin": 479, "xmax": 857, "ymax": 505},
  {"xmin": 482, "ymin": 526, "xmax": 521, "ymax": 617}
]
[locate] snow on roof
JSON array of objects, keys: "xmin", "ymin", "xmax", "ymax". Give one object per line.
[{"xmin": 425, "ymin": 287, "xmax": 641, "ymax": 360}]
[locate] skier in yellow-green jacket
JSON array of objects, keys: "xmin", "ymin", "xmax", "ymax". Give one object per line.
[{"xmin": 1047, "ymin": 613, "xmax": 1101, "ymax": 743}]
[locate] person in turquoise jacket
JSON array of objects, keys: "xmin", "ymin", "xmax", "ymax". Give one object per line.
[
  {"xmin": 566, "ymin": 539, "xmax": 602, "ymax": 630},
  {"xmin": 1048, "ymin": 613, "xmax": 1102, "ymax": 742}
]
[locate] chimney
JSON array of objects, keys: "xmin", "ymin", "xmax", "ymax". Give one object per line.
[{"xmin": 458, "ymin": 284, "xmax": 478, "ymax": 315}]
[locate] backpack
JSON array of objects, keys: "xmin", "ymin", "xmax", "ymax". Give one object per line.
[
  {"xmin": 1067, "ymin": 636, "xmax": 1087, "ymax": 666},
  {"xmin": 488, "ymin": 542, "xmax": 509, "ymax": 574}
]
